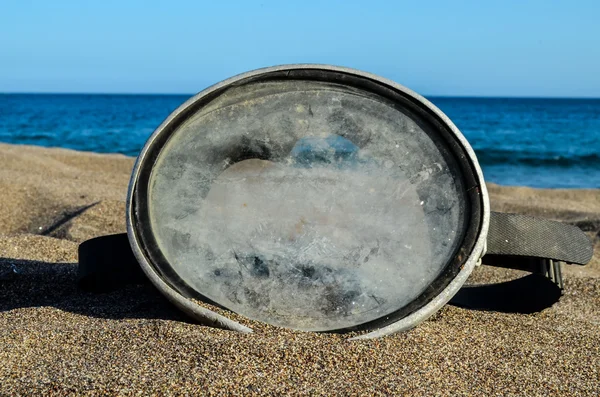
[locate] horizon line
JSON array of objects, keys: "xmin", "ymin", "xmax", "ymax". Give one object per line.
[{"xmin": 1, "ymin": 92, "xmax": 600, "ymax": 100}]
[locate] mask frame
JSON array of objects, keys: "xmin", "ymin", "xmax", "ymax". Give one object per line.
[{"xmin": 77, "ymin": 65, "xmax": 592, "ymax": 339}]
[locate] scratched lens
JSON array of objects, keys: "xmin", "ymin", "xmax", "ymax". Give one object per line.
[{"xmin": 147, "ymin": 80, "xmax": 468, "ymax": 331}]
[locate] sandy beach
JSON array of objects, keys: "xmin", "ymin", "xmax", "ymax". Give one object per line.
[{"xmin": 0, "ymin": 142, "xmax": 598, "ymax": 395}]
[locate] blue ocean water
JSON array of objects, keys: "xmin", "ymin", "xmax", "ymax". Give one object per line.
[{"xmin": 0, "ymin": 94, "xmax": 598, "ymax": 188}]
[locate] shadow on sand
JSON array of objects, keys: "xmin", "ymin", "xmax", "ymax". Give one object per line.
[
  {"xmin": 0, "ymin": 257, "xmax": 189, "ymax": 323},
  {"xmin": 449, "ymin": 273, "xmax": 562, "ymax": 314}
]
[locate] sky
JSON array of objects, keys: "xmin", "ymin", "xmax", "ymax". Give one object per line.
[{"xmin": 1, "ymin": 0, "xmax": 599, "ymax": 97}]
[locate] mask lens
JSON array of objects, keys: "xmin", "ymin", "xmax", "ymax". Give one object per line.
[{"xmin": 146, "ymin": 79, "xmax": 469, "ymax": 331}]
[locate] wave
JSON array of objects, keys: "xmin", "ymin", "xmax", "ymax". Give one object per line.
[{"xmin": 475, "ymin": 149, "xmax": 600, "ymax": 167}]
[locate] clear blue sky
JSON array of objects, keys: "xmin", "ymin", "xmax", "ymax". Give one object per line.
[{"xmin": 1, "ymin": 0, "xmax": 599, "ymax": 97}]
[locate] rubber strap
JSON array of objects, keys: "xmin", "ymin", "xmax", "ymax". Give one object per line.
[
  {"xmin": 486, "ymin": 212, "xmax": 593, "ymax": 265},
  {"xmin": 78, "ymin": 213, "xmax": 593, "ymax": 292},
  {"xmin": 78, "ymin": 233, "xmax": 147, "ymax": 292}
]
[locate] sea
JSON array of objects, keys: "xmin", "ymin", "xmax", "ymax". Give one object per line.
[{"xmin": 0, "ymin": 94, "xmax": 598, "ymax": 188}]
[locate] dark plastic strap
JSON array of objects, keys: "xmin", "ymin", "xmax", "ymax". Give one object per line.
[
  {"xmin": 78, "ymin": 233, "xmax": 148, "ymax": 292},
  {"xmin": 486, "ymin": 212, "xmax": 593, "ymax": 265},
  {"xmin": 79, "ymin": 213, "xmax": 593, "ymax": 292}
]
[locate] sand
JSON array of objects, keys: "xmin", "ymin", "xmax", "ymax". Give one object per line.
[{"xmin": 0, "ymin": 142, "xmax": 598, "ymax": 396}]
